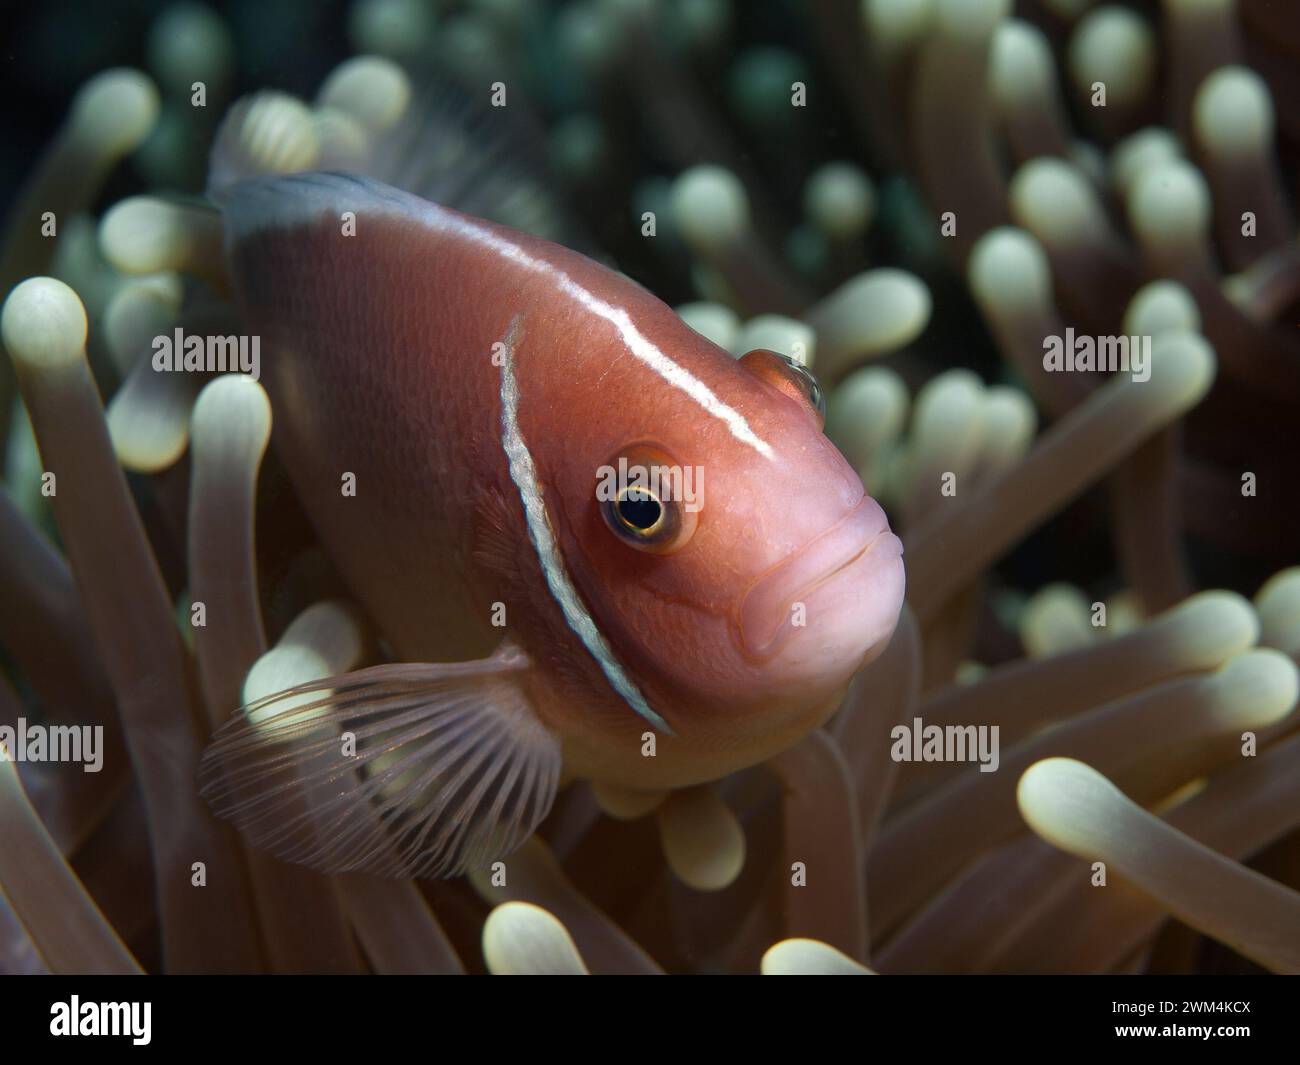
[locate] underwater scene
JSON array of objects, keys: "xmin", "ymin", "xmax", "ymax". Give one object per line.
[{"xmin": 1, "ymin": 0, "xmax": 1299, "ymax": 995}]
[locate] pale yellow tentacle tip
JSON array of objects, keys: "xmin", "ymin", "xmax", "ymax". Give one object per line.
[
  {"xmin": 761, "ymin": 938, "xmax": 875, "ymax": 975},
  {"xmin": 656, "ymin": 785, "xmax": 746, "ymax": 891},
  {"xmin": 1, "ymin": 277, "xmax": 88, "ymax": 370},
  {"xmin": 316, "ymin": 55, "xmax": 412, "ymax": 133},
  {"xmin": 482, "ymin": 901, "xmax": 589, "ymax": 975},
  {"xmin": 670, "ymin": 165, "xmax": 751, "ymax": 251},
  {"xmin": 591, "ymin": 781, "xmax": 669, "ymax": 820},
  {"xmin": 70, "ymin": 68, "xmax": 160, "ymax": 153},
  {"xmin": 1016, "ymin": 757, "xmax": 1110, "ymax": 856}
]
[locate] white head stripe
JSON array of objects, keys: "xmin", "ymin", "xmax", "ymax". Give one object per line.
[{"xmin": 497, "ymin": 318, "xmax": 673, "ymax": 734}]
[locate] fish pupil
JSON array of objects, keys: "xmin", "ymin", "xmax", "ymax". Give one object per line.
[{"xmin": 618, "ymin": 491, "xmax": 663, "ymax": 533}]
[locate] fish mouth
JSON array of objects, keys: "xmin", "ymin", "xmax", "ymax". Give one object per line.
[{"xmin": 738, "ymin": 495, "xmax": 902, "ymax": 660}]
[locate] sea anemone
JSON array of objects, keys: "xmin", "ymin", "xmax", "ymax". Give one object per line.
[{"xmin": 2, "ymin": 0, "xmax": 1299, "ymax": 976}]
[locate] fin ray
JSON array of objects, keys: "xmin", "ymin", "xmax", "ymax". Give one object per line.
[{"xmin": 197, "ymin": 649, "xmax": 561, "ymax": 879}]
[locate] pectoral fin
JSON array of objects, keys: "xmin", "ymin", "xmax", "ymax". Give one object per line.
[{"xmin": 197, "ymin": 644, "xmax": 561, "ymax": 879}]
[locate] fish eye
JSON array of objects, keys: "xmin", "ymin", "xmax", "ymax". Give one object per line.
[
  {"xmin": 738, "ymin": 348, "xmax": 826, "ymax": 426},
  {"xmin": 598, "ymin": 444, "xmax": 699, "ymax": 554}
]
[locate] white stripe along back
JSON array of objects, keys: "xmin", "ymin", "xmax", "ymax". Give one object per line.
[
  {"xmin": 437, "ymin": 211, "xmax": 775, "ymax": 461},
  {"xmin": 229, "ymin": 172, "xmax": 774, "ymax": 458}
]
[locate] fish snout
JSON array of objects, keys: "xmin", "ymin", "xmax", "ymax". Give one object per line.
[{"xmin": 738, "ymin": 495, "xmax": 905, "ymax": 675}]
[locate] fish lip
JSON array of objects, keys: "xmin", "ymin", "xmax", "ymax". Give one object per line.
[{"xmin": 738, "ymin": 495, "xmax": 899, "ymax": 659}]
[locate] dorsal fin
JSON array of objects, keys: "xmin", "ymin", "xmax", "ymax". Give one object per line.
[{"xmin": 207, "ymin": 71, "xmax": 584, "ymax": 247}]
